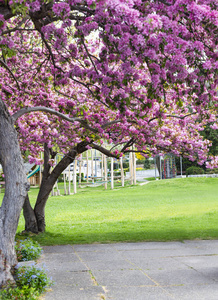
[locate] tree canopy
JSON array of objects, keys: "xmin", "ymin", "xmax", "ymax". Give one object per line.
[{"xmin": 0, "ymin": 0, "xmax": 217, "ymax": 164}]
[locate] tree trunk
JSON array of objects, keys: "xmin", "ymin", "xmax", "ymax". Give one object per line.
[
  {"xmin": 0, "ymin": 97, "xmax": 29, "ymax": 286},
  {"xmin": 156, "ymin": 156, "xmax": 161, "ymax": 177},
  {"xmin": 23, "ymin": 195, "xmax": 38, "ymax": 233},
  {"xmin": 24, "ymin": 142, "xmax": 89, "ymax": 233}
]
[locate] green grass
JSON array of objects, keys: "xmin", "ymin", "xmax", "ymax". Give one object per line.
[
  {"xmin": 144, "ymin": 177, "xmax": 158, "ymax": 181},
  {"xmin": 13, "ymin": 177, "xmax": 218, "ymax": 245}
]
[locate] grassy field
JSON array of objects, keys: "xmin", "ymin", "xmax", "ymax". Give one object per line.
[{"xmin": 13, "ymin": 177, "xmax": 218, "ymax": 245}]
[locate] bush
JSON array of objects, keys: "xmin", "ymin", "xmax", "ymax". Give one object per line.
[
  {"xmin": 136, "ymin": 158, "xmax": 151, "ymax": 169},
  {"xmin": 144, "ymin": 159, "xmax": 151, "ymax": 169},
  {"xmin": 15, "ymin": 265, "xmax": 52, "ymax": 294},
  {"xmin": 0, "ymin": 239, "xmax": 52, "ymax": 300},
  {"xmin": 0, "ymin": 285, "xmax": 38, "ymax": 300},
  {"xmin": 186, "ymin": 166, "xmax": 205, "ymax": 176},
  {"xmin": 206, "ymin": 168, "xmax": 218, "ymax": 174},
  {"xmin": 136, "ymin": 159, "xmax": 145, "ymax": 165},
  {"xmin": 175, "ymin": 157, "xmax": 206, "ymax": 174},
  {"xmin": 15, "ymin": 239, "xmax": 42, "ymax": 262},
  {"xmin": 0, "ymin": 265, "xmax": 52, "ymax": 300}
]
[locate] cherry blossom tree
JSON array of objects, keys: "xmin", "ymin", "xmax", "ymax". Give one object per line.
[
  {"xmin": 0, "ymin": 0, "xmax": 217, "ymax": 286},
  {"xmin": 1, "ymin": 31, "xmax": 212, "ymax": 234}
]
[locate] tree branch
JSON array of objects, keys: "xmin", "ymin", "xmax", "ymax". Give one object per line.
[
  {"xmin": 90, "ymin": 143, "xmax": 119, "ymax": 158},
  {"xmin": 54, "ymin": 87, "xmax": 77, "ymax": 101},
  {"xmin": 0, "ymin": 59, "xmax": 20, "ymax": 90},
  {"xmin": 43, "ymin": 143, "xmax": 51, "ymax": 179},
  {"xmin": 0, "ymin": 5, "xmax": 13, "ymax": 19},
  {"xmin": 155, "ymin": 0, "xmax": 172, "ymax": 6},
  {"xmin": 148, "ymin": 112, "xmax": 198, "ymax": 124},
  {"xmin": 2, "ymin": 17, "xmax": 29, "ymax": 34},
  {"xmin": 12, "ymin": 106, "xmax": 98, "ymax": 133},
  {"xmin": 69, "ymin": 76, "xmax": 110, "ymax": 109},
  {"xmin": 102, "ymin": 120, "xmax": 122, "ymax": 128},
  {"xmin": 121, "ymin": 138, "xmax": 135, "ymax": 152},
  {"xmin": 109, "ymin": 141, "xmax": 127, "ymax": 152},
  {"xmin": 81, "ymin": 37, "xmax": 99, "ymax": 75}
]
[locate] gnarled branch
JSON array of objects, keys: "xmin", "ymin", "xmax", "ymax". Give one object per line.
[{"xmin": 12, "ymin": 106, "xmax": 98, "ymax": 133}]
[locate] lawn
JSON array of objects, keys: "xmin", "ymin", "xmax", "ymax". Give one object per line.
[{"xmin": 13, "ymin": 177, "xmax": 218, "ymax": 245}]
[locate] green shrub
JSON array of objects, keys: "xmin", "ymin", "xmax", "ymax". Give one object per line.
[
  {"xmin": 15, "ymin": 239, "xmax": 42, "ymax": 262},
  {"xmin": 0, "ymin": 265, "xmax": 52, "ymax": 300},
  {"xmin": 144, "ymin": 159, "xmax": 151, "ymax": 169},
  {"xmin": 0, "ymin": 239, "xmax": 51, "ymax": 300},
  {"xmin": 175, "ymin": 157, "xmax": 206, "ymax": 174},
  {"xmin": 186, "ymin": 166, "xmax": 205, "ymax": 176},
  {"xmin": 15, "ymin": 265, "xmax": 52, "ymax": 294},
  {"xmin": 136, "ymin": 159, "xmax": 145, "ymax": 165},
  {"xmin": 206, "ymin": 168, "xmax": 218, "ymax": 174},
  {"xmin": 0, "ymin": 285, "xmax": 38, "ymax": 300}
]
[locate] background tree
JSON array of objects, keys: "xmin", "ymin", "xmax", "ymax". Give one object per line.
[
  {"xmin": 176, "ymin": 122, "xmax": 218, "ymax": 174},
  {"xmin": 202, "ymin": 124, "xmax": 218, "ymax": 156}
]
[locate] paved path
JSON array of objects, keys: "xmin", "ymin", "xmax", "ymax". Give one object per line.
[{"xmin": 40, "ymin": 240, "xmax": 218, "ymax": 300}]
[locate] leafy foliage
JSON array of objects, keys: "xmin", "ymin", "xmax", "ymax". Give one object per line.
[
  {"xmin": 15, "ymin": 239, "xmax": 42, "ymax": 262},
  {"xmin": 0, "ymin": 265, "xmax": 52, "ymax": 300},
  {"xmin": 201, "ymin": 124, "xmax": 218, "ymax": 156},
  {"xmin": 206, "ymin": 168, "xmax": 218, "ymax": 174},
  {"xmin": 175, "ymin": 156, "xmax": 204, "ymax": 175},
  {"xmin": 0, "ymin": 285, "xmax": 38, "ymax": 300},
  {"xmin": 1, "ymin": 0, "xmax": 217, "ymax": 166},
  {"xmin": 186, "ymin": 166, "xmax": 205, "ymax": 176},
  {"xmin": 15, "ymin": 265, "xmax": 52, "ymax": 294},
  {"xmin": 0, "ymin": 239, "xmax": 50, "ymax": 299}
]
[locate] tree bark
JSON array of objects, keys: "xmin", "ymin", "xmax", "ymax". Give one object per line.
[
  {"xmin": 24, "ymin": 142, "xmax": 90, "ymax": 233},
  {"xmin": 156, "ymin": 156, "xmax": 161, "ymax": 177},
  {"xmin": 0, "ymin": 97, "xmax": 29, "ymax": 286},
  {"xmin": 23, "ymin": 195, "xmax": 38, "ymax": 233}
]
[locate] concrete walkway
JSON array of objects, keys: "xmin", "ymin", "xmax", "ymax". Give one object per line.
[{"xmin": 40, "ymin": 240, "xmax": 218, "ymax": 300}]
